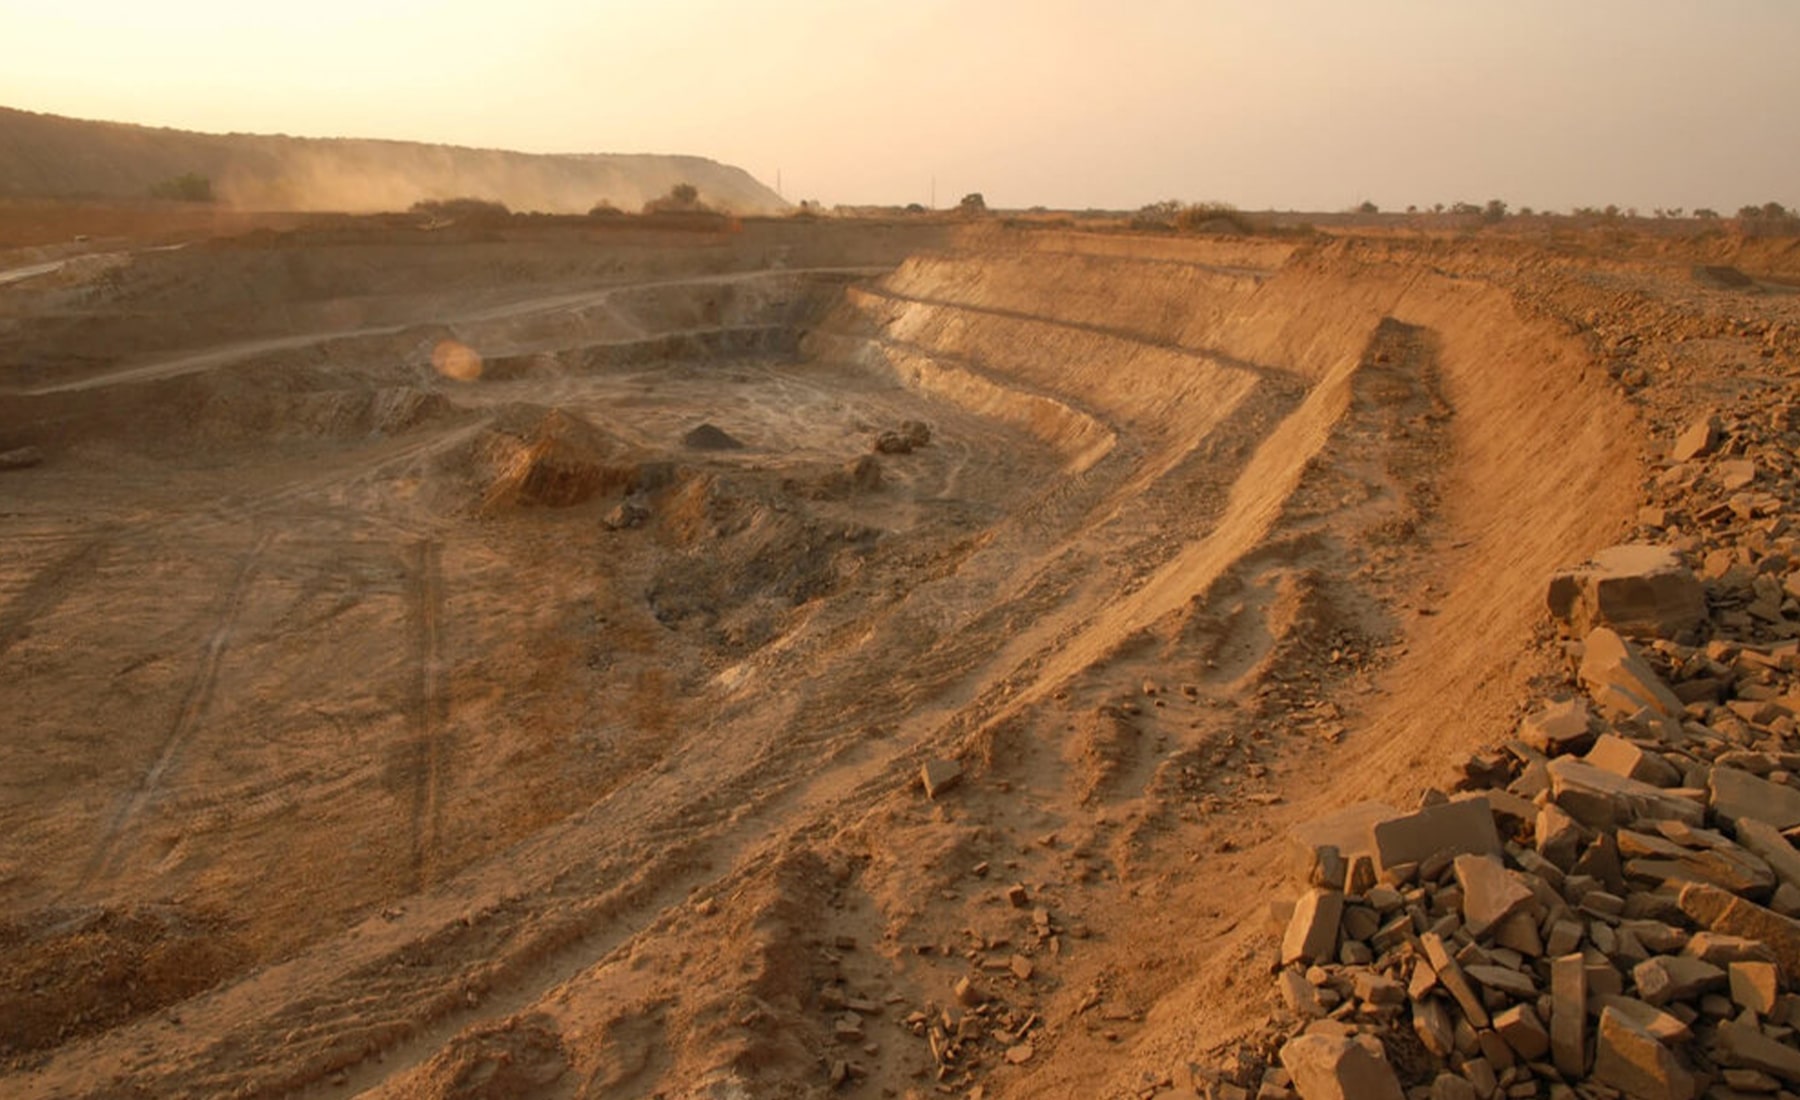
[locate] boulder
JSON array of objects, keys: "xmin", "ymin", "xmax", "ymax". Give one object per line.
[
  {"xmin": 1453, "ymin": 854, "xmax": 1537, "ymax": 939},
  {"xmin": 1369, "ymin": 797, "xmax": 1502, "ymax": 871},
  {"xmin": 1279, "ymin": 1032, "xmax": 1405, "ymax": 1100},
  {"xmin": 1586, "ymin": 734, "xmax": 1682, "ymax": 788},
  {"xmin": 1281, "ymin": 889, "xmax": 1344, "ymax": 966},
  {"xmin": 1578, "ymin": 628, "xmax": 1686, "ymax": 722},
  {"xmin": 1518, "ymin": 698, "xmax": 1595, "ymax": 755},
  {"xmin": 1548, "ymin": 545, "xmax": 1706, "ymax": 638}
]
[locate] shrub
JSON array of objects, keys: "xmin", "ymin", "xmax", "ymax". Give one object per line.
[
  {"xmin": 148, "ymin": 172, "xmax": 214, "ymax": 203},
  {"xmin": 1738, "ymin": 202, "xmax": 1794, "ymax": 221},
  {"xmin": 1174, "ymin": 202, "xmax": 1253, "ymax": 235},
  {"xmin": 957, "ymin": 192, "xmax": 988, "ymax": 217},
  {"xmin": 588, "ymin": 199, "xmax": 623, "ymax": 217},
  {"xmin": 410, "ymin": 197, "xmax": 510, "ymax": 221},
  {"xmin": 642, "ymin": 183, "xmax": 709, "ymax": 215}
]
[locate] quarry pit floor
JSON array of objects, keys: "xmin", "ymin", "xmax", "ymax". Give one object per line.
[{"xmin": 2, "ymin": 213, "xmax": 1797, "ymax": 1099}]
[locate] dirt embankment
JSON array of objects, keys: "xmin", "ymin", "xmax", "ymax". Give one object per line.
[{"xmin": 2, "ymin": 217, "xmax": 1796, "ymax": 1099}]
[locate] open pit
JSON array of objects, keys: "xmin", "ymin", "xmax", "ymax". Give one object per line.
[{"xmin": 2, "ymin": 216, "xmax": 1799, "ymax": 1099}]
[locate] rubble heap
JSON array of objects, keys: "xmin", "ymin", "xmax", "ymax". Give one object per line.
[{"xmin": 1264, "ymin": 405, "xmax": 1800, "ymax": 1100}]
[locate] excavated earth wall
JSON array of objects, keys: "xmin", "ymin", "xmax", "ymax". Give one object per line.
[{"xmin": 3, "ymin": 219, "xmax": 1792, "ymax": 1100}]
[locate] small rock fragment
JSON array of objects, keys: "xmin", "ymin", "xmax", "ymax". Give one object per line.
[{"xmin": 921, "ymin": 759, "xmax": 963, "ymax": 800}]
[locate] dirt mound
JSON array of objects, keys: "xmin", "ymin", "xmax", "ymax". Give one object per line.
[
  {"xmin": 0, "ymin": 904, "xmax": 245, "ymax": 1062},
  {"xmin": 387, "ymin": 1014, "xmax": 570, "ymax": 1100},
  {"xmin": 469, "ymin": 406, "xmax": 640, "ymax": 511},
  {"xmin": 646, "ymin": 472, "xmax": 881, "ymax": 652},
  {"xmin": 681, "ymin": 422, "xmax": 746, "ymax": 451}
]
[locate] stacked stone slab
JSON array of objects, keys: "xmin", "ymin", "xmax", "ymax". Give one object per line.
[
  {"xmin": 1634, "ymin": 404, "xmax": 1800, "ymax": 648},
  {"xmin": 1265, "ymin": 529, "xmax": 1800, "ymax": 1100}
]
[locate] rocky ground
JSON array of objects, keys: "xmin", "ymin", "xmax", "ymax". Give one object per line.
[{"xmin": 0, "ymin": 209, "xmax": 1797, "ymax": 1100}]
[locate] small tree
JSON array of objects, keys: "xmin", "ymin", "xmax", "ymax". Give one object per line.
[
  {"xmin": 1482, "ymin": 199, "xmax": 1508, "ymax": 223},
  {"xmin": 1356, "ymin": 200, "xmax": 1379, "ymax": 215},
  {"xmin": 1695, "ymin": 208, "xmax": 1720, "ymax": 219},
  {"xmin": 957, "ymin": 192, "xmax": 988, "ymax": 216}
]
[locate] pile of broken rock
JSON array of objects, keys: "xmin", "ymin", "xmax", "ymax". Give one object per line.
[{"xmin": 1265, "ymin": 535, "xmax": 1800, "ymax": 1100}]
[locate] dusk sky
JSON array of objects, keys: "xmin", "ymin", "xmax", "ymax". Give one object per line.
[{"xmin": 3, "ymin": 0, "xmax": 1797, "ymax": 213}]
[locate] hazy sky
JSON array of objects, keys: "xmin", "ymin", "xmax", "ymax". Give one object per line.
[{"xmin": 4, "ymin": 0, "xmax": 1797, "ymax": 212}]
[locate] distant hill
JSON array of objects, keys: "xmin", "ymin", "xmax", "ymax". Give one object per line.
[{"xmin": 0, "ymin": 106, "xmax": 787, "ymax": 215}]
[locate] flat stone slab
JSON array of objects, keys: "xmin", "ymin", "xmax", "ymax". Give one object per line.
[
  {"xmin": 1710, "ymin": 767, "xmax": 1800, "ymax": 831},
  {"xmin": 1370, "ymin": 797, "xmax": 1502, "ymax": 871},
  {"xmin": 1679, "ymin": 883, "xmax": 1800, "ymax": 982},
  {"xmin": 1548, "ymin": 757, "xmax": 1704, "ymax": 829}
]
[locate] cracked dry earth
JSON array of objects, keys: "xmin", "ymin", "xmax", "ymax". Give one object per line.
[{"xmin": 1, "ymin": 212, "xmax": 1797, "ymax": 1100}]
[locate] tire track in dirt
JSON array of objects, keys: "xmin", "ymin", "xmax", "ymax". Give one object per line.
[
  {"xmin": 404, "ymin": 538, "xmax": 450, "ymax": 891},
  {"xmin": 76, "ymin": 531, "xmax": 271, "ymax": 891},
  {"xmin": 0, "ymin": 534, "xmax": 109, "ymax": 658}
]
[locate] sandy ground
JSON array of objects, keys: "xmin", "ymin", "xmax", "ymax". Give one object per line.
[{"xmin": 1, "ymin": 210, "xmax": 1798, "ymax": 1099}]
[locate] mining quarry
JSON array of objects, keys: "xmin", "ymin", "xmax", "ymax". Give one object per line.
[{"xmin": 3, "ymin": 206, "xmax": 1800, "ymax": 1100}]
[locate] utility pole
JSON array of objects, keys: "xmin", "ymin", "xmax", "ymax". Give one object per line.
[
  {"xmin": 776, "ymin": 168, "xmax": 783, "ymax": 199},
  {"xmin": 931, "ymin": 175, "xmax": 936, "ymax": 210}
]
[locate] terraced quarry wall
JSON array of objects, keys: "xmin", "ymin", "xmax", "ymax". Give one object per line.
[{"xmin": 0, "ymin": 221, "xmax": 1667, "ymax": 1099}]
